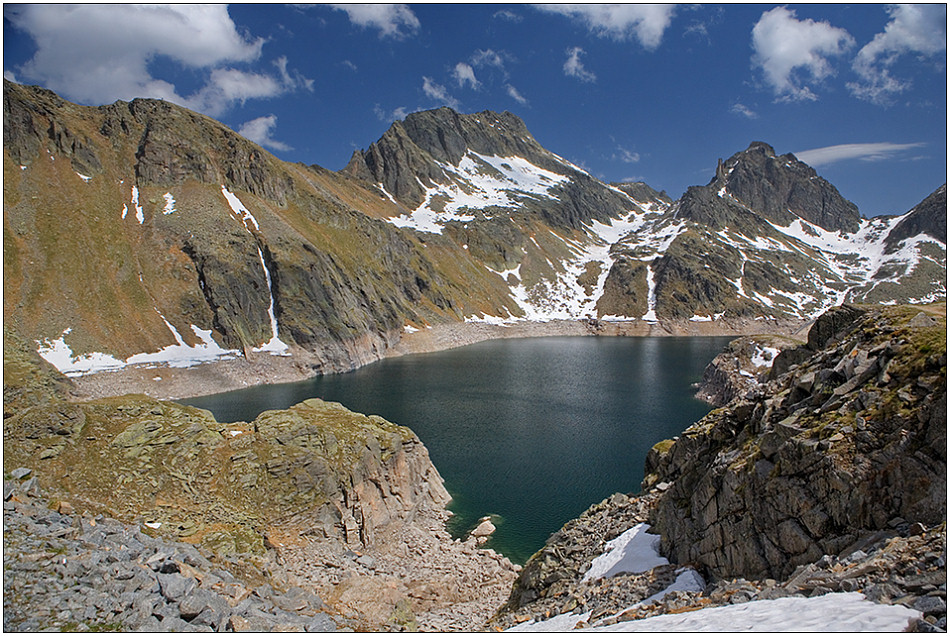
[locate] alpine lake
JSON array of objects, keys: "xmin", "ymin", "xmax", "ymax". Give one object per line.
[{"xmin": 183, "ymin": 336, "xmax": 732, "ymax": 564}]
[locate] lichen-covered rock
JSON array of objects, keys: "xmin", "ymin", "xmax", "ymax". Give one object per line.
[
  {"xmin": 646, "ymin": 304, "xmax": 947, "ymax": 580},
  {"xmin": 3, "ymin": 385, "xmax": 449, "ymax": 555}
]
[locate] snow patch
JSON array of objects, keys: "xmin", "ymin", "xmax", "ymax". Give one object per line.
[
  {"xmin": 162, "ymin": 192, "xmax": 176, "ymax": 215},
  {"xmin": 641, "ymin": 266, "xmax": 658, "ymax": 322},
  {"xmin": 221, "ymin": 186, "xmax": 260, "ymax": 232},
  {"xmin": 751, "ymin": 345, "xmax": 781, "ymax": 368},
  {"xmin": 582, "ymin": 524, "xmax": 668, "ymax": 583},
  {"xmin": 36, "ymin": 323, "xmax": 242, "ymax": 377},
  {"xmin": 511, "ymin": 593, "xmax": 921, "ymax": 633},
  {"xmin": 385, "ymin": 152, "xmax": 569, "ymax": 234},
  {"xmin": 689, "ymin": 314, "xmax": 713, "ymax": 322},
  {"xmin": 131, "ymin": 186, "xmax": 144, "ymax": 224},
  {"xmin": 76, "ymin": 172, "xmax": 92, "ymax": 182}
]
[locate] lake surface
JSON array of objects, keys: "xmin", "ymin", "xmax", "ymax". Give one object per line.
[{"xmin": 184, "ymin": 336, "xmax": 730, "ymax": 563}]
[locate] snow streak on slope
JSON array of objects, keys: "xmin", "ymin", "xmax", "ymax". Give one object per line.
[
  {"xmin": 221, "ymin": 186, "xmax": 290, "ymax": 355},
  {"xmin": 387, "ymin": 152, "xmax": 569, "ymax": 234},
  {"xmin": 497, "ymin": 209, "xmax": 658, "ymax": 321}
]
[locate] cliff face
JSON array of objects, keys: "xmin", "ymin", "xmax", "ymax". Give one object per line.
[
  {"xmin": 2, "ymin": 331, "xmax": 450, "ymax": 555},
  {"xmin": 645, "ymin": 304, "xmax": 946, "ymax": 580}
]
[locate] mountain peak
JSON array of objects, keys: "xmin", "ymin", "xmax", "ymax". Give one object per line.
[{"xmin": 710, "ymin": 141, "xmax": 861, "ymax": 233}]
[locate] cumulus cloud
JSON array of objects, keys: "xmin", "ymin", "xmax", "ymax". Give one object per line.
[
  {"xmin": 564, "ymin": 47, "xmax": 596, "ymax": 82},
  {"xmin": 751, "ymin": 6, "xmax": 855, "ymax": 102},
  {"xmin": 329, "ymin": 4, "xmax": 419, "ymax": 39},
  {"xmin": 794, "ymin": 142, "xmax": 926, "ymax": 167},
  {"xmin": 453, "ymin": 62, "xmax": 480, "ymax": 89},
  {"xmin": 506, "ymin": 84, "xmax": 528, "ymax": 105},
  {"xmin": 848, "ymin": 4, "xmax": 947, "ymax": 105},
  {"xmin": 422, "ymin": 76, "xmax": 460, "ymax": 109},
  {"xmin": 730, "ymin": 102, "xmax": 758, "ymax": 119},
  {"xmin": 536, "ymin": 4, "xmax": 676, "ymax": 50},
  {"xmin": 4, "ymin": 5, "xmax": 309, "ymax": 116},
  {"xmin": 237, "ymin": 114, "xmax": 292, "ymax": 152}
]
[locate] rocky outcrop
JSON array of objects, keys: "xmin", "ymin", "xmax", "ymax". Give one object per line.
[
  {"xmin": 694, "ymin": 334, "xmax": 802, "ymax": 406},
  {"xmin": 494, "ymin": 304, "xmax": 945, "ymax": 632},
  {"xmin": 646, "ymin": 304, "xmax": 946, "ymax": 580},
  {"xmin": 3, "ymin": 393, "xmax": 449, "ymax": 553}
]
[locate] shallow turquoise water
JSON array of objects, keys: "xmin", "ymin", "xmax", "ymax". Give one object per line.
[{"xmin": 184, "ymin": 336, "xmax": 729, "ymax": 563}]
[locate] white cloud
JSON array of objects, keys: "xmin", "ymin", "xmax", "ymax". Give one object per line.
[
  {"xmin": 374, "ymin": 104, "xmax": 409, "ymax": 122},
  {"xmin": 506, "ymin": 84, "xmax": 528, "ymax": 105},
  {"xmin": 422, "ymin": 76, "xmax": 460, "ymax": 109},
  {"xmin": 274, "ymin": 56, "xmax": 314, "ymax": 92},
  {"xmin": 329, "ymin": 4, "xmax": 419, "ymax": 39},
  {"xmin": 471, "ymin": 49, "xmax": 508, "ymax": 70},
  {"xmin": 536, "ymin": 5, "xmax": 676, "ymax": 50},
  {"xmin": 237, "ymin": 114, "xmax": 292, "ymax": 152},
  {"xmin": 564, "ymin": 47, "xmax": 596, "ymax": 82},
  {"xmin": 848, "ymin": 4, "xmax": 947, "ymax": 105},
  {"xmin": 453, "ymin": 62, "xmax": 480, "ymax": 89},
  {"xmin": 613, "ymin": 146, "xmax": 640, "ymax": 163},
  {"xmin": 4, "ymin": 5, "xmax": 309, "ymax": 117},
  {"xmin": 794, "ymin": 142, "xmax": 926, "ymax": 167},
  {"xmin": 730, "ymin": 102, "xmax": 758, "ymax": 119},
  {"xmin": 493, "ymin": 9, "xmax": 522, "ymax": 23},
  {"xmin": 751, "ymin": 6, "xmax": 855, "ymax": 102},
  {"xmin": 4, "ymin": 70, "xmax": 18, "ymax": 83}
]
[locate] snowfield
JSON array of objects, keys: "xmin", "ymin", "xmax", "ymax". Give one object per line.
[{"xmin": 509, "ymin": 523, "xmax": 921, "ymax": 633}]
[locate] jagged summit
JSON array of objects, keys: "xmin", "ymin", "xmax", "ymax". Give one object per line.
[{"xmin": 707, "ymin": 140, "xmax": 861, "ymax": 233}]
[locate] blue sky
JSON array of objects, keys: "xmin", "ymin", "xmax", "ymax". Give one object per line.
[{"xmin": 4, "ymin": 4, "xmax": 947, "ymax": 217}]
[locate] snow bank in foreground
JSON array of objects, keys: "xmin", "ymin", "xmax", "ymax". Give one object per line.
[{"xmin": 511, "ymin": 593, "xmax": 919, "ymax": 633}]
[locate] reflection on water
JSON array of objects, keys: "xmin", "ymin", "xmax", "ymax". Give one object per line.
[{"xmin": 184, "ymin": 336, "xmax": 730, "ymax": 563}]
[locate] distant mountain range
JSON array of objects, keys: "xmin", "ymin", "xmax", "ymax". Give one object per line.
[{"xmin": 3, "ymin": 80, "xmax": 945, "ymax": 378}]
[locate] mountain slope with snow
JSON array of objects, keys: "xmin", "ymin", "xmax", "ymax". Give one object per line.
[{"xmin": 4, "ymin": 81, "xmax": 945, "ymax": 383}]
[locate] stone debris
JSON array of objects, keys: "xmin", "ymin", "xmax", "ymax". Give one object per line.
[{"xmin": 3, "ymin": 473, "xmax": 347, "ymax": 632}]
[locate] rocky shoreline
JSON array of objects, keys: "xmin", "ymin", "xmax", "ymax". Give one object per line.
[{"xmin": 67, "ymin": 317, "xmax": 812, "ymax": 402}]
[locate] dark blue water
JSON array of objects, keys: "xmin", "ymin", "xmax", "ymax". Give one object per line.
[{"xmin": 183, "ymin": 336, "xmax": 729, "ymax": 563}]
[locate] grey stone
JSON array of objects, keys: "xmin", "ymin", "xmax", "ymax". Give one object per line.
[
  {"xmin": 10, "ymin": 468, "xmax": 33, "ymax": 480},
  {"xmin": 305, "ymin": 613, "xmax": 337, "ymax": 632},
  {"xmin": 914, "ymin": 596, "xmax": 947, "ymax": 616},
  {"xmin": 157, "ymin": 572, "xmax": 196, "ymax": 602}
]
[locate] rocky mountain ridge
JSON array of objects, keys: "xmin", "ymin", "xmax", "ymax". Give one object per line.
[{"xmin": 4, "ymin": 80, "xmax": 945, "ymax": 391}]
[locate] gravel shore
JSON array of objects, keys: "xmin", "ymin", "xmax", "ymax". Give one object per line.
[{"xmin": 68, "ymin": 318, "xmax": 810, "ymax": 404}]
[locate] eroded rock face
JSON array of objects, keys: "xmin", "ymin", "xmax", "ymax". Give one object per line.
[{"xmin": 645, "ymin": 304, "xmax": 947, "ymax": 580}]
